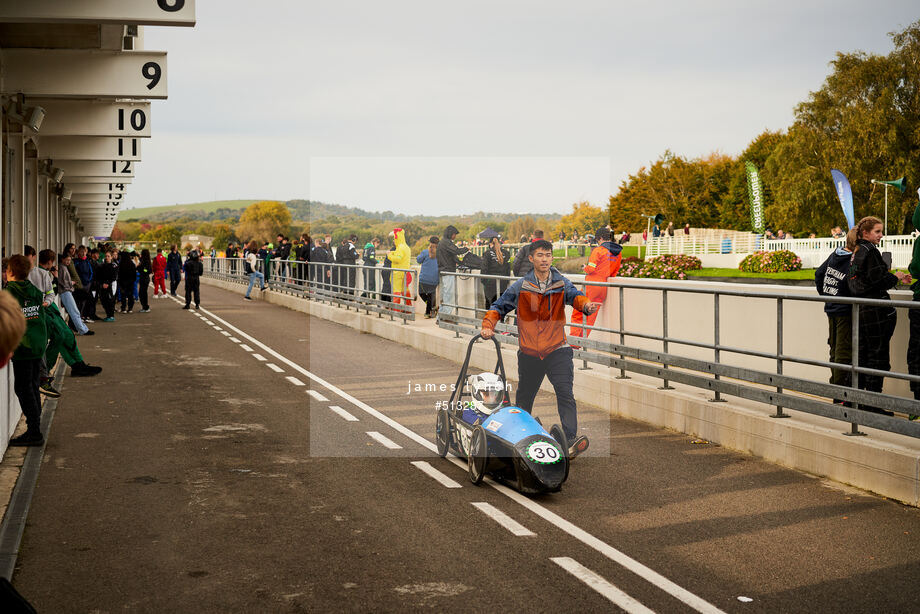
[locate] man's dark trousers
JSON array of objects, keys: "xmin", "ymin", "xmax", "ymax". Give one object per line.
[
  {"xmin": 185, "ymin": 279, "xmax": 200, "ymax": 307},
  {"xmin": 169, "ymin": 273, "xmax": 181, "ymax": 296},
  {"xmin": 12, "ymin": 359, "xmax": 42, "ymax": 435},
  {"xmin": 515, "ymin": 346, "xmax": 577, "ymax": 440}
]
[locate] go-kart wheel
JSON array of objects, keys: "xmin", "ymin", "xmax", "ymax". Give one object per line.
[
  {"xmin": 468, "ymin": 425, "xmax": 488, "ymax": 485},
  {"xmin": 549, "ymin": 425, "xmax": 570, "ymax": 483},
  {"xmin": 436, "ymin": 408, "xmax": 451, "ymax": 458}
]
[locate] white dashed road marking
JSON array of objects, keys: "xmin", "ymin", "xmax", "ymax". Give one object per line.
[
  {"xmin": 411, "ymin": 461, "xmax": 462, "ymax": 489},
  {"xmin": 229, "ymin": 337, "xmax": 241, "ymax": 343},
  {"xmin": 266, "ymin": 363, "xmax": 284, "ymax": 373},
  {"xmin": 193, "ymin": 301, "xmax": 727, "ymax": 614},
  {"xmin": 239, "ymin": 344, "xmax": 253, "ymax": 352},
  {"xmin": 551, "ymin": 557, "xmax": 656, "ymax": 614},
  {"xmin": 252, "ymin": 353, "xmax": 267, "ymax": 361},
  {"xmin": 307, "ymin": 390, "xmax": 329, "ymax": 402},
  {"xmin": 366, "ymin": 431, "xmax": 402, "ymax": 450},
  {"xmin": 471, "ymin": 502, "xmax": 536, "ymax": 536},
  {"xmin": 329, "ymin": 405, "xmax": 358, "ymax": 422},
  {"xmin": 285, "ymin": 376, "xmax": 305, "ymax": 386}
]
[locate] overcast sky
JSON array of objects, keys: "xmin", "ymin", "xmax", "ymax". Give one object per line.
[{"xmin": 130, "ymin": 0, "xmax": 917, "ymax": 217}]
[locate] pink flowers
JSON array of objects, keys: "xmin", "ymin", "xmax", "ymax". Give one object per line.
[
  {"xmin": 739, "ymin": 250, "xmax": 802, "ymax": 273},
  {"xmin": 620, "ymin": 255, "xmax": 702, "ymax": 280}
]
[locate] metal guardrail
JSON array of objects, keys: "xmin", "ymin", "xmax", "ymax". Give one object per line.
[
  {"xmin": 204, "ymin": 257, "xmax": 417, "ymax": 322},
  {"xmin": 437, "ymin": 270, "xmax": 920, "ymax": 439}
]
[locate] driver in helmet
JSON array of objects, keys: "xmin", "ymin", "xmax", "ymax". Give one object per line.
[{"xmin": 468, "ymin": 372, "xmax": 506, "ymax": 415}]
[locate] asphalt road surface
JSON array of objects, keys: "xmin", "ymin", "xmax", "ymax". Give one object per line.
[{"xmin": 10, "ymin": 282, "xmax": 920, "ymax": 613}]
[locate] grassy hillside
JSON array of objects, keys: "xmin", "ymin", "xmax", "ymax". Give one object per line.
[{"xmin": 118, "ymin": 199, "xmax": 264, "ymax": 221}]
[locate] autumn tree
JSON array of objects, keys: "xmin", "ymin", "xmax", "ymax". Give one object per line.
[
  {"xmin": 766, "ymin": 21, "xmax": 920, "ymax": 234},
  {"xmin": 236, "ymin": 201, "xmax": 292, "ymax": 244},
  {"xmin": 139, "ymin": 224, "xmax": 181, "ymax": 247},
  {"xmin": 557, "ymin": 201, "xmax": 608, "ymax": 236}
]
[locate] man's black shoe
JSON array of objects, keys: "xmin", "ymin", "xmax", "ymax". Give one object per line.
[
  {"xmin": 71, "ymin": 362, "xmax": 102, "ymax": 377},
  {"xmin": 182, "ymin": 305, "xmax": 190, "ymax": 310},
  {"xmin": 9, "ymin": 431, "xmax": 44, "ymax": 447},
  {"xmin": 39, "ymin": 381, "xmax": 61, "ymax": 398},
  {"xmin": 80, "ymin": 330, "xmax": 95, "ymax": 336}
]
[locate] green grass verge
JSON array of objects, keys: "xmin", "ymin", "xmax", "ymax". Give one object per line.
[
  {"xmin": 686, "ymin": 268, "xmax": 816, "ymax": 280},
  {"xmin": 118, "ymin": 199, "xmax": 265, "ymax": 221}
]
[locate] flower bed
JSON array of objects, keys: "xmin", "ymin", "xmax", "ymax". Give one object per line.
[
  {"xmin": 619, "ymin": 254, "xmax": 702, "ymax": 280},
  {"xmin": 738, "ymin": 250, "xmax": 802, "ymax": 273}
]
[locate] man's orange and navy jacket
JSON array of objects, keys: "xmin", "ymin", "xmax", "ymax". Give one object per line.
[{"xmin": 482, "ymin": 267, "xmax": 588, "ymax": 359}]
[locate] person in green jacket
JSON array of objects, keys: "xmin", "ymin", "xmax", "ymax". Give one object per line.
[
  {"xmin": 907, "ymin": 194, "xmax": 920, "ymax": 415},
  {"xmin": 4, "ymin": 255, "xmax": 48, "ymax": 446}
]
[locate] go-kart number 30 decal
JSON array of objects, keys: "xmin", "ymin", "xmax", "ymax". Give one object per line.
[{"xmin": 526, "ymin": 441, "xmax": 562, "ymax": 464}]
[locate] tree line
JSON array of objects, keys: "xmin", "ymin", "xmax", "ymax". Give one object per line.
[{"xmin": 608, "ymin": 21, "xmax": 920, "ymax": 237}]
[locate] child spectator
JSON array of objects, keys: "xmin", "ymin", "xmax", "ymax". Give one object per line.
[
  {"xmin": 815, "ymin": 232, "xmax": 856, "ymax": 403},
  {"xmin": 416, "ymin": 237, "xmax": 439, "ymax": 318},
  {"xmin": 4, "ymin": 255, "xmax": 47, "ymax": 446}
]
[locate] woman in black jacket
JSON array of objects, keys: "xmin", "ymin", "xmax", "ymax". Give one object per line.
[
  {"xmin": 846, "ymin": 216, "xmax": 911, "ymax": 406},
  {"xmin": 480, "ymin": 237, "xmax": 511, "ymax": 309}
]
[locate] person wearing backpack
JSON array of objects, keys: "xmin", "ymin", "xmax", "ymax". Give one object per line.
[{"xmin": 243, "ymin": 240, "xmax": 267, "ymax": 300}]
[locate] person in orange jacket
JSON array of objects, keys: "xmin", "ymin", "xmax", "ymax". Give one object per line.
[{"xmin": 570, "ymin": 227, "xmax": 621, "ymax": 339}]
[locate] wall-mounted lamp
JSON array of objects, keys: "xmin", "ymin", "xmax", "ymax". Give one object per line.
[{"xmin": 51, "ymin": 167, "xmax": 64, "ymax": 183}]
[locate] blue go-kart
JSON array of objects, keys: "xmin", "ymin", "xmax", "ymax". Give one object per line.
[{"xmin": 435, "ymin": 334, "xmax": 569, "ymax": 494}]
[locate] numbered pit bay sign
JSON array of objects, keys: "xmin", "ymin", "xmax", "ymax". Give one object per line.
[
  {"xmin": 1, "ymin": 49, "xmax": 168, "ymax": 99},
  {"xmin": 39, "ymin": 136, "xmax": 141, "ymax": 161},
  {"xmin": 56, "ymin": 160, "xmax": 136, "ymax": 178},
  {"xmin": 30, "ymin": 101, "xmax": 151, "ymax": 137},
  {"xmin": 0, "ymin": 0, "xmax": 196, "ymax": 26}
]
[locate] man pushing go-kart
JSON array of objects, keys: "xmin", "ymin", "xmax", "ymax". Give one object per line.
[{"xmin": 480, "ymin": 239, "xmax": 601, "ymax": 458}]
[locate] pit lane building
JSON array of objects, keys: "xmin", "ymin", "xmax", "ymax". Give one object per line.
[{"xmin": 0, "ymin": 1, "xmax": 196, "ymax": 453}]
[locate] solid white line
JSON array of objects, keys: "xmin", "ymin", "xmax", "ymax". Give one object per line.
[
  {"xmin": 221, "ymin": 331, "xmax": 232, "ymax": 337},
  {"xmin": 194, "ymin": 306, "xmax": 727, "ymax": 614},
  {"xmin": 410, "ymin": 461, "xmax": 462, "ymax": 489},
  {"xmin": 286, "ymin": 376, "xmax": 305, "ymax": 386},
  {"xmin": 266, "ymin": 363, "xmax": 284, "ymax": 373},
  {"xmin": 367, "ymin": 431, "xmax": 402, "ymax": 449},
  {"xmin": 252, "ymin": 353, "xmax": 267, "ymax": 361},
  {"xmin": 329, "ymin": 405, "xmax": 358, "ymax": 422},
  {"xmin": 307, "ymin": 390, "xmax": 329, "ymax": 402},
  {"xmin": 552, "ymin": 557, "xmax": 656, "ymax": 614},
  {"xmin": 471, "ymin": 502, "xmax": 535, "ymax": 536},
  {"xmin": 229, "ymin": 337, "xmax": 241, "ymax": 343},
  {"xmin": 239, "ymin": 344, "xmax": 253, "ymax": 352}
]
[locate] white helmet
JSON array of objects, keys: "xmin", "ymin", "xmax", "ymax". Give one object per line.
[{"xmin": 468, "ymin": 372, "xmax": 505, "ymax": 415}]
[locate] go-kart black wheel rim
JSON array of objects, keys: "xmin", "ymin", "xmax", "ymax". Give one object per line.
[
  {"xmin": 436, "ymin": 408, "xmax": 450, "ymax": 458},
  {"xmin": 468, "ymin": 426, "xmax": 488, "ymax": 485}
]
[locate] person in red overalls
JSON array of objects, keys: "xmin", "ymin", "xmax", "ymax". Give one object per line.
[
  {"xmin": 152, "ymin": 247, "xmax": 168, "ymax": 298},
  {"xmin": 570, "ymin": 227, "xmax": 621, "ymax": 339}
]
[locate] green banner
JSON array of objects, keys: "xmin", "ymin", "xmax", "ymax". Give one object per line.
[{"xmin": 744, "ymin": 161, "xmax": 765, "ymax": 234}]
